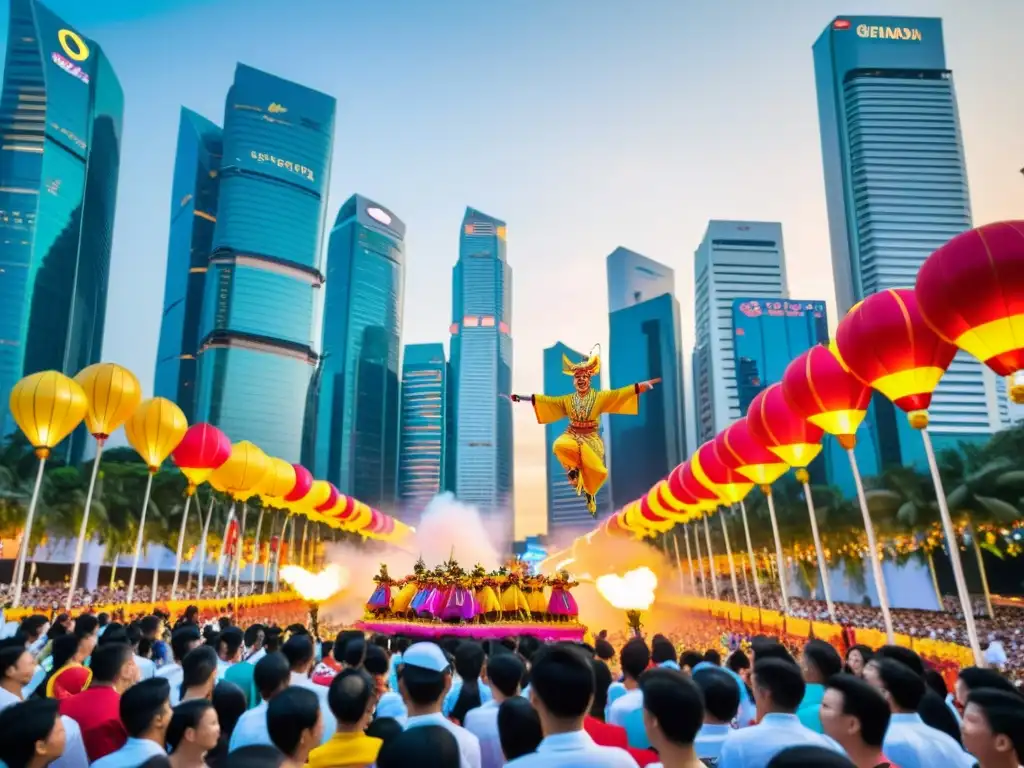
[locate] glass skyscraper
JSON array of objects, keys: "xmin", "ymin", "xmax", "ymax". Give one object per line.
[
  {"xmin": 0, "ymin": 0, "xmax": 123, "ymax": 457},
  {"xmin": 813, "ymin": 16, "xmax": 1009, "ymax": 462},
  {"xmin": 543, "ymin": 342, "xmax": 611, "ymax": 534},
  {"xmin": 154, "ymin": 108, "xmax": 222, "ymax": 423},
  {"xmin": 194, "ymin": 64, "xmax": 334, "ymax": 463},
  {"xmin": 449, "ymin": 208, "xmax": 513, "ymax": 532},
  {"xmin": 311, "ymin": 195, "xmax": 404, "ymax": 506},
  {"xmin": 693, "ymin": 221, "xmax": 787, "ymax": 445},
  {"xmin": 397, "ymin": 342, "xmax": 447, "ymax": 517},
  {"xmin": 606, "ymin": 249, "xmax": 685, "ymax": 509}
]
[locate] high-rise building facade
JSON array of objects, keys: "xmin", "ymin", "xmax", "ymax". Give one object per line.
[
  {"xmin": 693, "ymin": 221, "xmax": 787, "ymax": 445},
  {"xmin": 543, "ymin": 342, "xmax": 611, "ymax": 533},
  {"xmin": 449, "ymin": 208, "xmax": 513, "ymax": 530},
  {"xmin": 397, "ymin": 343, "xmax": 447, "ymax": 516},
  {"xmin": 194, "ymin": 64, "xmax": 334, "ymax": 463},
  {"xmin": 606, "ymin": 249, "xmax": 685, "ymax": 509},
  {"xmin": 813, "ymin": 16, "xmax": 1008, "ymax": 461},
  {"xmin": 154, "ymin": 108, "xmax": 222, "ymax": 423},
  {"xmin": 312, "ymin": 195, "xmax": 404, "ymax": 506},
  {"xmin": 0, "ymin": 0, "xmax": 123, "ymax": 454}
]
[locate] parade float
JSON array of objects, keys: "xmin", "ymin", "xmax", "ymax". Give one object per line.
[{"xmin": 356, "ymin": 555, "xmax": 586, "ymax": 641}]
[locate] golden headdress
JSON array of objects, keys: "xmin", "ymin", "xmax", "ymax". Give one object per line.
[{"xmin": 562, "ymin": 344, "xmax": 601, "ymax": 376}]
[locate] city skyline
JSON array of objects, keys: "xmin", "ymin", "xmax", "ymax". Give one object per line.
[{"xmin": 0, "ymin": 0, "xmax": 1021, "ymax": 539}]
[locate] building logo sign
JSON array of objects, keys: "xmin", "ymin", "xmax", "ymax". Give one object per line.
[
  {"xmin": 250, "ymin": 151, "xmax": 314, "ymax": 182},
  {"xmin": 856, "ymin": 24, "xmax": 922, "ymax": 41},
  {"xmin": 367, "ymin": 207, "xmax": 392, "ymax": 226},
  {"xmin": 268, "ymin": 103, "xmax": 287, "ymax": 114},
  {"xmin": 52, "ymin": 28, "xmax": 90, "ymax": 84},
  {"xmin": 833, "ymin": 19, "xmax": 851, "ymax": 30}
]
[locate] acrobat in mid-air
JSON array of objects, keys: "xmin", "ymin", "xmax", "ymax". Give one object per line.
[{"xmin": 509, "ymin": 346, "xmax": 659, "ymax": 515}]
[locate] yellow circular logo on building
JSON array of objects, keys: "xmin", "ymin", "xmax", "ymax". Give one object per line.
[{"xmin": 58, "ymin": 29, "xmax": 89, "ymax": 62}]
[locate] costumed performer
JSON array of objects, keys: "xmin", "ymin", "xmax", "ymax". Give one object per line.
[
  {"xmin": 498, "ymin": 561, "xmax": 530, "ymax": 619},
  {"xmin": 392, "ymin": 557, "xmax": 425, "ymax": 616},
  {"xmin": 417, "ymin": 568, "xmax": 447, "ymax": 618},
  {"xmin": 440, "ymin": 560, "xmax": 480, "ymax": 622},
  {"xmin": 525, "ymin": 574, "xmax": 548, "ymax": 618},
  {"xmin": 509, "ymin": 344, "xmax": 660, "ymax": 514},
  {"xmin": 366, "ymin": 563, "xmax": 393, "ymax": 615},
  {"xmin": 472, "ymin": 563, "xmax": 501, "ymax": 618},
  {"xmin": 547, "ymin": 570, "xmax": 579, "ymax": 621}
]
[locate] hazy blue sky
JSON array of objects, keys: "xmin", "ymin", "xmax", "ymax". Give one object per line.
[{"xmin": 4, "ymin": 0, "xmax": 1022, "ymax": 537}]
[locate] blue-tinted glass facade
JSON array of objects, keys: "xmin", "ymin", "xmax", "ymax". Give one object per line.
[
  {"xmin": 450, "ymin": 208, "xmax": 513, "ymax": 535},
  {"xmin": 397, "ymin": 343, "xmax": 446, "ymax": 518},
  {"xmin": 194, "ymin": 64, "xmax": 334, "ymax": 463},
  {"xmin": 543, "ymin": 342, "xmax": 610, "ymax": 533},
  {"xmin": 0, "ymin": 0, "xmax": 122, "ymax": 459},
  {"xmin": 153, "ymin": 108, "xmax": 221, "ymax": 423},
  {"xmin": 311, "ymin": 195, "xmax": 404, "ymax": 506},
  {"xmin": 813, "ymin": 16, "xmax": 1008, "ymax": 465},
  {"xmin": 607, "ymin": 289, "xmax": 686, "ymax": 510}
]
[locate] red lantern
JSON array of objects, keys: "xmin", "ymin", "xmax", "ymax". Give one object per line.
[
  {"xmin": 718, "ymin": 418, "xmax": 788, "ymax": 487},
  {"xmin": 284, "ymin": 465, "xmax": 314, "ymax": 503},
  {"xmin": 314, "ymin": 482, "xmax": 340, "ymax": 514},
  {"xmin": 171, "ymin": 423, "xmax": 231, "ymax": 493},
  {"xmin": 835, "ymin": 288, "xmax": 956, "ymax": 429},
  {"xmin": 692, "ymin": 438, "xmax": 753, "ymax": 504},
  {"xmin": 665, "ymin": 461, "xmax": 718, "ymax": 511},
  {"xmin": 747, "ymin": 383, "xmax": 823, "ymax": 472},
  {"xmin": 646, "ymin": 481, "xmax": 692, "ymax": 523},
  {"xmin": 603, "ymin": 511, "xmax": 629, "ymax": 537},
  {"xmin": 333, "ymin": 495, "xmax": 355, "ymax": 521},
  {"xmin": 782, "ymin": 345, "xmax": 871, "ymax": 449},
  {"xmin": 916, "ymin": 221, "xmax": 1024, "ymax": 403},
  {"xmin": 638, "ymin": 493, "xmax": 674, "ymax": 532}
]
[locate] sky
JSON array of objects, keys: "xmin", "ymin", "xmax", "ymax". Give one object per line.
[{"xmin": 3, "ymin": 0, "xmax": 1022, "ymax": 540}]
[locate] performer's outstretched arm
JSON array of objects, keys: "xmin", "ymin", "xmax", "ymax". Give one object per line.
[
  {"xmin": 508, "ymin": 394, "xmax": 534, "ymax": 403},
  {"xmin": 508, "ymin": 393, "xmax": 567, "ymax": 424}
]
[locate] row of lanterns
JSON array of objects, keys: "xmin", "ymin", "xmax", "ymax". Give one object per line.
[
  {"xmin": 572, "ymin": 220, "xmax": 1024, "ymax": 666},
  {"xmin": 6, "ymin": 364, "xmax": 412, "ymax": 610}
]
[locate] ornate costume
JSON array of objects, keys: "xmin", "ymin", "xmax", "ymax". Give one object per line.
[
  {"xmin": 514, "ymin": 347, "xmax": 652, "ymax": 515},
  {"xmin": 525, "ymin": 575, "xmax": 548, "ymax": 616},
  {"xmin": 547, "ymin": 570, "xmax": 579, "ymax": 618},
  {"xmin": 440, "ymin": 563, "xmax": 480, "ymax": 622},
  {"xmin": 46, "ymin": 662, "xmax": 92, "ymax": 699},
  {"xmin": 472, "ymin": 564, "xmax": 501, "ymax": 616},
  {"xmin": 366, "ymin": 564, "xmax": 393, "ymax": 614}
]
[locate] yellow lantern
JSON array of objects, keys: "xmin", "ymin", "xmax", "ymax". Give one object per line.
[
  {"xmin": 209, "ymin": 441, "xmax": 270, "ymax": 500},
  {"xmin": 256, "ymin": 458, "xmax": 297, "ymax": 503},
  {"xmin": 8, "ymin": 371, "xmax": 88, "ymax": 458},
  {"xmin": 124, "ymin": 398, "xmax": 188, "ymax": 471},
  {"xmin": 73, "ymin": 363, "xmax": 142, "ymax": 442}
]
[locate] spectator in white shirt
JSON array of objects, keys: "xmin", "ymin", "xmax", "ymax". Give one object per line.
[
  {"xmin": 126, "ymin": 624, "xmax": 156, "ymax": 680},
  {"xmin": 216, "ymin": 627, "xmax": 245, "ymax": 678},
  {"xmin": 92, "ymin": 678, "xmax": 174, "ymax": 768},
  {"xmin": 399, "ymin": 642, "xmax": 482, "ymax": 768},
  {"xmin": 464, "ymin": 652, "xmax": 526, "ymax": 768},
  {"xmin": 0, "ymin": 697, "xmax": 70, "ymax": 767},
  {"xmin": 507, "ymin": 643, "xmax": 638, "ymax": 767},
  {"xmin": 243, "ymin": 624, "xmax": 267, "ymax": 664},
  {"xmin": 158, "ymin": 625, "xmax": 202, "ymax": 705},
  {"xmin": 180, "ymin": 645, "xmax": 219, "ymax": 703},
  {"xmin": 691, "ymin": 666, "xmax": 740, "ymax": 763},
  {"xmin": 960, "ymin": 687, "xmax": 1024, "ymax": 768},
  {"xmin": 282, "ymin": 633, "xmax": 336, "ymax": 745},
  {"xmin": 607, "ymin": 637, "xmax": 651, "ymax": 749},
  {"xmin": 266, "ymin": 686, "xmax": 323, "ymax": 766},
  {"xmin": 640, "ymin": 667, "xmax": 706, "ymax": 768},
  {"xmin": 229, "ymin": 651, "xmax": 291, "ymax": 752},
  {"xmin": 498, "ymin": 696, "xmax": 543, "ymax": 762},
  {"xmin": 819, "ymin": 673, "xmax": 894, "ymax": 768}
]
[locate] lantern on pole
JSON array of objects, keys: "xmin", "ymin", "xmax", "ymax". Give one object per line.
[
  {"xmin": 747, "ymin": 383, "xmax": 826, "ymax": 616},
  {"xmin": 836, "ymin": 287, "xmax": 981, "ymax": 662},
  {"xmin": 169, "ymin": 423, "xmax": 231, "ymax": 601},
  {"xmin": 916, "ymin": 220, "xmax": 1024, "ymax": 403},
  {"xmin": 249, "ymin": 458, "xmax": 296, "ymax": 592},
  {"xmin": 123, "ymin": 398, "xmax": 188, "ymax": 604},
  {"xmin": 208, "ymin": 441, "xmax": 270, "ymax": 594},
  {"xmin": 7, "ymin": 371, "xmax": 88, "ymax": 607},
  {"xmin": 692, "ymin": 440, "xmax": 750, "ymax": 601},
  {"xmin": 671, "ymin": 460, "xmax": 721, "ymax": 598}
]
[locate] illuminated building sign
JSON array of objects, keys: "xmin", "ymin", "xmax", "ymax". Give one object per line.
[
  {"xmin": 367, "ymin": 206, "xmax": 392, "ymax": 226},
  {"xmin": 856, "ymin": 24, "xmax": 922, "ymax": 41},
  {"xmin": 268, "ymin": 103, "xmax": 287, "ymax": 114},
  {"xmin": 52, "ymin": 28, "xmax": 90, "ymax": 84},
  {"xmin": 249, "ymin": 151, "xmax": 315, "ymax": 182},
  {"xmin": 737, "ymin": 299, "xmax": 825, "ymax": 319}
]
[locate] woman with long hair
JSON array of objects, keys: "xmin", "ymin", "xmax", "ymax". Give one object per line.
[{"xmin": 167, "ymin": 699, "xmax": 220, "ymax": 768}]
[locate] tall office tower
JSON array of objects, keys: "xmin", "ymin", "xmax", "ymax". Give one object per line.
[
  {"xmin": 312, "ymin": 195, "xmax": 404, "ymax": 506},
  {"xmin": 606, "ymin": 248, "xmax": 686, "ymax": 509},
  {"xmin": 693, "ymin": 221, "xmax": 787, "ymax": 445},
  {"xmin": 397, "ymin": 343, "xmax": 447, "ymax": 517},
  {"xmin": 154, "ymin": 108, "xmax": 222, "ymax": 423},
  {"xmin": 0, "ymin": 0, "xmax": 123, "ymax": 458},
  {"xmin": 814, "ymin": 17, "xmax": 1009, "ymax": 463},
  {"xmin": 194, "ymin": 64, "xmax": 334, "ymax": 463},
  {"xmin": 449, "ymin": 208, "xmax": 513, "ymax": 532},
  {"xmin": 543, "ymin": 342, "xmax": 611, "ymax": 534}
]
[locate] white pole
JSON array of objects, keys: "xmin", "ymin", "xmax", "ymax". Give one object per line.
[
  {"xmin": 718, "ymin": 510, "xmax": 740, "ymax": 601},
  {"xmin": 170, "ymin": 494, "xmax": 193, "ymax": 602},
  {"xmin": 195, "ymin": 495, "xmax": 216, "ymax": 599},
  {"xmin": 799, "ymin": 474, "xmax": 837, "ymax": 623},
  {"xmin": 765, "ymin": 488, "xmax": 790, "ymax": 613},
  {"xmin": 740, "ymin": 499, "xmax": 763, "ymax": 608},
  {"xmin": 846, "ymin": 447, "xmax": 895, "ymax": 642},
  {"xmin": 67, "ymin": 442, "xmax": 104, "ymax": 611},
  {"xmin": 250, "ymin": 506, "xmax": 266, "ymax": 591},
  {"xmin": 921, "ymin": 429, "xmax": 983, "ymax": 664},
  {"xmin": 126, "ymin": 472, "xmax": 155, "ymax": 604},
  {"xmin": 262, "ymin": 513, "xmax": 278, "ymax": 594},
  {"xmin": 12, "ymin": 458, "xmax": 47, "ymax": 608},
  {"xmin": 671, "ymin": 531, "xmax": 687, "ymax": 593},
  {"xmin": 682, "ymin": 524, "xmax": 697, "ymax": 593},
  {"xmin": 692, "ymin": 523, "xmax": 707, "ymax": 599},
  {"xmin": 702, "ymin": 512, "xmax": 719, "ymax": 598},
  {"xmin": 213, "ymin": 503, "xmax": 235, "ymax": 593},
  {"xmin": 233, "ymin": 503, "xmax": 248, "ymax": 603}
]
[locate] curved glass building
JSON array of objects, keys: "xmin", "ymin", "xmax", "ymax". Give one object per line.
[
  {"xmin": 194, "ymin": 64, "xmax": 335, "ymax": 462},
  {"xmin": 0, "ymin": 0, "xmax": 122, "ymax": 457},
  {"xmin": 450, "ymin": 207, "xmax": 513, "ymax": 531},
  {"xmin": 153, "ymin": 108, "xmax": 222, "ymax": 423},
  {"xmin": 310, "ymin": 194, "xmax": 404, "ymax": 506}
]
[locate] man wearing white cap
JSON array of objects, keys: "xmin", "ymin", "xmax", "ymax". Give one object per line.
[{"xmin": 399, "ymin": 642, "xmax": 482, "ymax": 768}]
